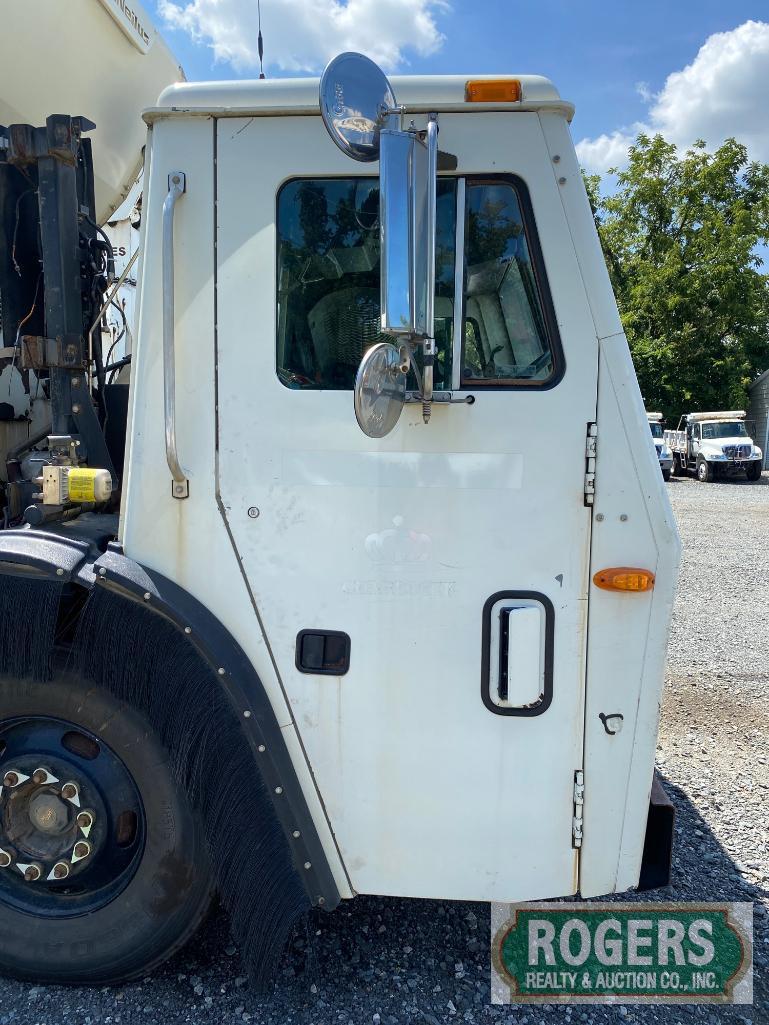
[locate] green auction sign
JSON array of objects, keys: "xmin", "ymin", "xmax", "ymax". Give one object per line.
[{"xmin": 491, "ymin": 903, "xmax": 753, "ymax": 1005}]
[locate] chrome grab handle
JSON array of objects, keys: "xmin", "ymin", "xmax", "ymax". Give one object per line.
[{"xmin": 162, "ymin": 171, "xmax": 189, "ymax": 499}]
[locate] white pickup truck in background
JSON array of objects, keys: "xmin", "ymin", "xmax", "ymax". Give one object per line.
[
  {"xmin": 647, "ymin": 413, "xmax": 673, "ymax": 481},
  {"xmin": 665, "ymin": 411, "xmax": 763, "ymax": 482}
]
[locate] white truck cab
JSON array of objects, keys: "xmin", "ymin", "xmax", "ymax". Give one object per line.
[
  {"xmin": 665, "ymin": 411, "xmax": 763, "ymax": 482},
  {"xmin": 0, "ymin": 48, "xmax": 681, "ymax": 986},
  {"xmin": 646, "ymin": 413, "xmax": 673, "ymax": 481}
]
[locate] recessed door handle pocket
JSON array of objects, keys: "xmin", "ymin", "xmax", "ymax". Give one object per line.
[{"xmin": 481, "ymin": 591, "xmax": 554, "ymax": 717}]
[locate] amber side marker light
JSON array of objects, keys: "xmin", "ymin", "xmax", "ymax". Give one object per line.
[
  {"xmin": 465, "ymin": 79, "xmax": 522, "ymax": 103},
  {"xmin": 593, "ymin": 567, "xmax": 655, "ymax": 592}
]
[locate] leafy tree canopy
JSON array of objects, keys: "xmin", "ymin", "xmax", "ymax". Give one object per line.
[{"xmin": 584, "ymin": 135, "xmax": 769, "ymax": 423}]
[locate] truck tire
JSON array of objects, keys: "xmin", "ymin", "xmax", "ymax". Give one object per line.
[
  {"xmin": 746, "ymin": 461, "xmax": 762, "ymax": 482},
  {"xmin": 0, "ymin": 672, "xmax": 214, "ymax": 985},
  {"xmin": 696, "ymin": 458, "xmax": 712, "ymax": 483},
  {"xmin": 662, "ymin": 468, "xmax": 671, "ymax": 482},
  {"xmin": 672, "ymin": 455, "xmax": 684, "ymax": 477}
]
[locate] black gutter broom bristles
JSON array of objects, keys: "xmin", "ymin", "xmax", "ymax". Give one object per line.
[
  {"xmin": 0, "ymin": 577, "xmax": 61, "ymax": 681},
  {"xmin": 74, "ymin": 586, "xmax": 311, "ymax": 988},
  {"xmin": 0, "ymin": 573, "xmax": 311, "ymax": 986},
  {"xmin": 0, "ymin": 578, "xmax": 315, "ymax": 990}
]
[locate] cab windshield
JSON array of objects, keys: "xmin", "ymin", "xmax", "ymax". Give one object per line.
[
  {"xmin": 649, "ymin": 422, "xmax": 664, "ymax": 439},
  {"xmin": 701, "ymin": 421, "xmax": 748, "ymax": 439}
]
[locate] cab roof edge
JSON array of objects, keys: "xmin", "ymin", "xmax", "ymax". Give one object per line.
[
  {"xmin": 148, "ymin": 74, "xmax": 574, "ymax": 123},
  {"xmin": 686, "ymin": 410, "xmax": 746, "ymax": 422}
]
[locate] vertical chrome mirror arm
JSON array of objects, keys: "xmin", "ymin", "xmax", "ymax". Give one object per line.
[
  {"xmin": 319, "ymin": 57, "xmax": 450, "ymax": 435},
  {"xmin": 421, "ymin": 115, "xmax": 438, "ymax": 424},
  {"xmin": 162, "ymin": 171, "xmax": 189, "ymax": 499}
]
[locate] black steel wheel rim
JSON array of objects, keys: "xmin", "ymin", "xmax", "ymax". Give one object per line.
[{"xmin": 0, "ymin": 716, "xmax": 145, "ymax": 917}]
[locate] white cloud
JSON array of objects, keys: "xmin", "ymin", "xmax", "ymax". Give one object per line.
[
  {"xmin": 158, "ymin": 0, "xmax": 447, "ymax": 74},
  {"xmin": 575, "ymin": 130, "xmax": 637, "ymax": 175},
  {"xmin": 650, "ymin": 20, "xmax": 769, "ymax": 159},
  {"xmin": 577, "ymin": 20, "xmax": 769, "ymax": 173}
]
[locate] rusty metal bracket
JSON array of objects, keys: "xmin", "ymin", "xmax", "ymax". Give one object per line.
[
  {"xmin": 20, "ymin": 334, "xmax": 85, "ymax": 370},
  {"xmin": 6, "ymin": 115, "xmax": 95, "ymax": 167}
]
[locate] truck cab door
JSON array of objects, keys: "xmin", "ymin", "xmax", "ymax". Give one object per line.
[
  {"xmin": 690, "ymin": 424, "xmax": 701, "ymax": 460},
  {"xmin": 215, "ymin": 111, "xmax": 598, "ymax": 902}
]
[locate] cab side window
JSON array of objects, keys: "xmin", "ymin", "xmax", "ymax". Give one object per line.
[
  {"xmin": 461, "ymin": 181, "xmax": 557, "ymax": 386},
  {"xmin": 275, "ymin": 175, "xmax": 559, "ymax": 391},
  {"xmin": 276, "ymin": 179, "xmax": 381, "ymax": 389},
  {"xmin": 276, "ymin": 178, "xmax": 456, "ymax": 390}
]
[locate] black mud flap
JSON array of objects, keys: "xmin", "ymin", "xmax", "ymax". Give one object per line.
[{"xmin": 637, "ymin": 771, "xmax": 675, "ymax": 891}]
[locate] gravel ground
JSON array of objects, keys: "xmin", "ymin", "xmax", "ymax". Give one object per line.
[{"xmin": 1, "ymin": 474, "xmax": 767, "ymax": 1024}]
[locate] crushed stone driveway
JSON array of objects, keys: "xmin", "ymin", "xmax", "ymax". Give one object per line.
[{"xmin": 1, "ymin": 474, "xmax": 766, "ymax": 1024}]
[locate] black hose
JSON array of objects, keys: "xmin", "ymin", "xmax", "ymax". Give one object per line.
[
  {"xmin": 5, "ymin": 422, "xmax": 51, "ymax": 483},
  {"xmin": 108, "ymin": 299, "xmax": 127, "ymax": 348},
  {"xmin": 81, "ymin": 218, "xmax": 113, "ymax": 424},
  {"xmin": 92, "ymin": 326, "xmax": 108, "ymax": 424},
  {"xmin": 84, "ymin": 215, "xmax": 115, "ymax": 282},
  {"xmin": 104, "ymin": 354, "xmax": 131, "ymax": 376}
]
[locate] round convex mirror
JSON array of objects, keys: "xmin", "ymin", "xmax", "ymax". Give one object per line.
[
  {"xmin": 319, "ymin": 52, "xmax": 396, "ymax": 162},
  {"xmin": 354, "ymin": 342, "xmax": 408, "ymax": 438}
]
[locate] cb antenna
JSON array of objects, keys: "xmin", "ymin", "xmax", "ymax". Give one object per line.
[{"xmin": 257, "ymin": 0, "xmax": 265, "ymax": 79}]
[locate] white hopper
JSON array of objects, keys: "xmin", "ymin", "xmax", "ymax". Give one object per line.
[{"xmin": 0, "ymin": 0, "xmax": 183, "ymax": 223}]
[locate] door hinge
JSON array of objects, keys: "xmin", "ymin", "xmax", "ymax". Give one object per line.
[
  {"xmin": 572, "ymin": 769, "xmax": 584, "ymax": 848},
  {"xmin": 584, "ymin": 423, "xmax": 597, "ymax": 506}
]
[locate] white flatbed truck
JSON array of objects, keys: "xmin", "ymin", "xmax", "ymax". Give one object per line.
[
  {"xmin": 665, "ymin": 411, "xmax": 763, "ymax": 482},
  {"xmin": 647, "ymin": 412, "xmax": 673, "ymax": 481},
  {"xmin": 0, "ymin": 2, "xmax": 680, "ymax": 987}
]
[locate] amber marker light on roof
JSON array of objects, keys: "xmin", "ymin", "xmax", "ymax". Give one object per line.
[
  {"xmin": 593, "ymin": 567, "xmax": 655, "ymax": 593},
  {"xmin": 465, "ymin": 79, "xmax": 522, "ymax": 103}
]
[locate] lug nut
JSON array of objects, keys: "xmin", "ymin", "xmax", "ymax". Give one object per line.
[
  {"xmin": 61, "ymin": 782, "xmax": 79, "ymax": 801},
  {"xmin": 0, "ymin": 850, "xmax": 11, "ymax": 868},
  {"xmin": 3, "ymin": 771, "xmax": 19, "ymax": 788},
  {"xmin": 72, "ymin": 840, "xmax": 91, "ymax": 861},
  {"xmin": 24, "ymin": 864, "xmax": 42, "ymax": 881},
  {"xmin": 32, "ymin": 768, "xmax": 49, "ymax": 785},
  {"xmin": 76, "ymin": 810, "xmax": 93, "ymax": 831},
  {"xmin": 52, "ymin": 861, "xmax": 70, "ymax": 879}
]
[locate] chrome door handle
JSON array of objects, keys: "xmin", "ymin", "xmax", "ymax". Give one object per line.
[{"xmin": 162, "ymin": 171, "xmax": 189, "ymax": 499}]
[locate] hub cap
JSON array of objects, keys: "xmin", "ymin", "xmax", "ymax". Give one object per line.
[
  {"xmin": 29, "ymin": 792, "xmax": 70, "ymax": 833},
  {"xmin": 0, "ymin": 717, "xmax": 145, "ymax": 917}
]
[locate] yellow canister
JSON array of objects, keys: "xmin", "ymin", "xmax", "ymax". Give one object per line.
[{"xmin": 67, "ymin": 467, "xmax": 112, "ymax": 504}]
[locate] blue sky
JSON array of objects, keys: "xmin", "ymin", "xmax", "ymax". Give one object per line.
[{"xmin": 152, "ymin": 2, "xmax": 769, "ymax": 173}]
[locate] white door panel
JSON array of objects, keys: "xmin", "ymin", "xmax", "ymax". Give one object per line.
[{"xmin": 216, "ymin": 113, "xmax": 597, "ymax": 900}]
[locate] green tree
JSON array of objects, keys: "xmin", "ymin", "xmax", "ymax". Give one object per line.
[{"xmin": 584, "ymin": 135, "xmax": 769, "ymax": 422}]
